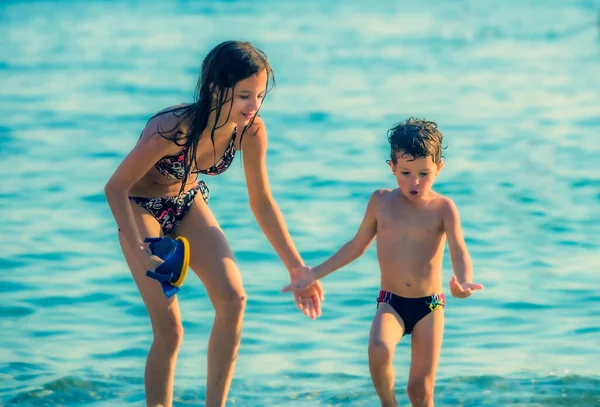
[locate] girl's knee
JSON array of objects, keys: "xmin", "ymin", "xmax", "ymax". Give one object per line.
[
  {"xmin": 407, "ymin": 376, "xmax": 434, "ymax": 405},
  {"xmin": 153, "ymin": 316, "xmax": 184, "ymax": 353},
  {"xmin": 214, "ymin": 289, "xmax": 247, "ymax": 320},
  {"xmin": 368, "ymin": 338, "xmax": 394, "ymax": 365}
]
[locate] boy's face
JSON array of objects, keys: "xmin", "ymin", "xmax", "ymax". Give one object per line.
[{"xmin": 388, "ymin": 151, "xmax": 443, "ymax": 201}]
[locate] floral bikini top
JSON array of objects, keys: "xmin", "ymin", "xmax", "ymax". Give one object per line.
[{"xmin": 154, "ymin": 128, "xmax": 237, "ymax": 179}]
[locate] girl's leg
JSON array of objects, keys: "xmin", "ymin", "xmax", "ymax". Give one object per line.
[
  {"xmin": 406, "ymin": 310, "xmax": 444, "ymax": 407},
  {"xmin": 368, "ymin": 303, "xmax": 405, "ymax": 407},
  {"xmin": 119, "ymin": 203, "xmax": 183, "ymax": 407},
  {"xmin": 174, "ymin": 198, "xmax": 246, "ymax": 407}
]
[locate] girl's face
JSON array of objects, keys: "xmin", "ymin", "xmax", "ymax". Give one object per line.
[
  {"xmin": 388, "ymin": 151, "xmax": 443, "ymax": 201},
  {"xmin": 215, "ymin": 69, "xmax": 268, "ymax": 128}
]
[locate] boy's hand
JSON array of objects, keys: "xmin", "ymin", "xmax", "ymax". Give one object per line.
[
  {"xmin": 449, "ymin": 275, "xmax": 483, "ymax": 298},
  {"xmin": 282, "ymin": 266, "xmax": 317, "ymax": 292}
]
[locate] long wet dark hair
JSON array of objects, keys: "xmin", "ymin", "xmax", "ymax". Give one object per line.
[{"xmin": 150, "ymin": 40, "xmax": 275, "ymax": 195}]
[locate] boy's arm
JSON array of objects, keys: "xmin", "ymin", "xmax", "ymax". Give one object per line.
[
  {"xmin": 311, "ymin": 190, "xmax": 379, "ymax": 280},
  {"xmin": 282, "ymin": 190, "xmax": 379, "ymax": 292},
  {"xmin": 442, "ymin": 197, "xmax": 483, "ymax": 298}
]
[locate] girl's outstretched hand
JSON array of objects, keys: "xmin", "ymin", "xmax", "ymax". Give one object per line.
[
  {"xmin": 282, "ymin": 266, "xmax": 323, "ymax": 319},
  {"xmin": 449, "ymin": 275, "xmax": 483, "ymax": 298}
]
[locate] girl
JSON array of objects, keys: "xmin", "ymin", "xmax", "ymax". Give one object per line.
[{"xmin": 104, "ymin": 40, "xmax": 324, "ymax": 407}]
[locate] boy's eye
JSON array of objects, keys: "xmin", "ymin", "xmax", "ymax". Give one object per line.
[
  {"xmin": 401, "ymin": 172, "xmax": 410, "ymax": 175},
  {"xmin": 420, "ymin": 173, "xmax": 429, "ymax": 176}
]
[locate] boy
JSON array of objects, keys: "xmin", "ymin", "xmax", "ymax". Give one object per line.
[{"xmin": 283, "ymin": 118, "xmax": 483, "ymax": 406}]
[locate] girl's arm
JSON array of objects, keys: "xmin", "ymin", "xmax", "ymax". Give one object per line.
[
  {"xmin": 241, "ymin": 118, "xmax": 324, "ymax": 317},
  {"xmin": 104, "ymin": 114, "xmax": 181, "ymax": 265},
  {"xmin": 241, "ymin": 117, "xmax": 304, "ymax": 272}
]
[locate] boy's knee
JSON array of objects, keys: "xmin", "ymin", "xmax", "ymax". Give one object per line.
[
  {"xmin": 368, "ymin": 338, "xmax": 394, "ymax": 365},
  {"xmin": 407, "ymin": 377, "xmax": 434, "ymax": 405}
]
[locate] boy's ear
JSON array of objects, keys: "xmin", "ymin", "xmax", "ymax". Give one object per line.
[
  {"xmin": 436, "ymin": 160, "xmax": 445, "ymax": 174},
  {"xmin": 386, "ymin": 159, "xmax": 395, "ymax": 172}
]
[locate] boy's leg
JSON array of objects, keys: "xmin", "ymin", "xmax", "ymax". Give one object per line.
[
  {"xmin": 368, "ymin": 303, "xmax": 405, "ymax": 407},
  {"xmin": 407, "ymin": 309, "xmax": 444, "ymax": 407}
]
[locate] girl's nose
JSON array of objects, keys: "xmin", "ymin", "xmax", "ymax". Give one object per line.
[{"xmin": 249, "ymin": 98, "xmax": 261, "ymax": 111}]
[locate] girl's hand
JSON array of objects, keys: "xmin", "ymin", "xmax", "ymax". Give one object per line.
[
  {"xmin": 282, "ymin": 266, "xmax": 324, "ymax": 319},
  {"xmin": 137, "ymin": 241, "xmax": 165, "ymax": 272}
]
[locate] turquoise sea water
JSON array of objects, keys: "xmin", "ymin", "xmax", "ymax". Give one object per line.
[{"xmin": 2, "ymin": 0, "xmax": 600, "ymax": 405}]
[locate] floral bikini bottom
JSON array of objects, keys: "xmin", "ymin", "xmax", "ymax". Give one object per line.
[{"xmin": 128, "ymin": 181, "xmax": 210, "ymax": 236}]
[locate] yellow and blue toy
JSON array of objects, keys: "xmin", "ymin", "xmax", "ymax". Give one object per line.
[{"xmin": 144, "ymin": 236, "xmax": 190, "ymax": 298}]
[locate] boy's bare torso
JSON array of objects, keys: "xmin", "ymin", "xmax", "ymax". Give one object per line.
[{"xmin": 375, "ymin": 188, "xmax": 447, "ymax": 297}]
